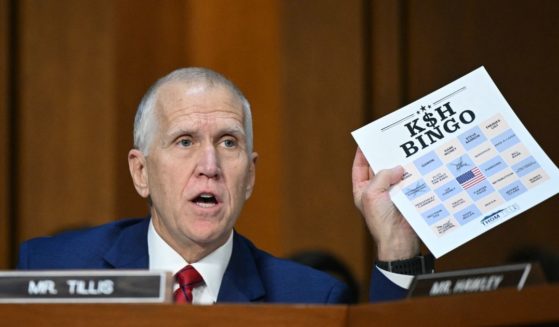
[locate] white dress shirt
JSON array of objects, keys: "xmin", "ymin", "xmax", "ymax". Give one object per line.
[
  {"xmin": 147, "ymin": 220, "xmax": 233, "ymax": 304},
  {"xmin": 378, "ymin": 267, "xmax": 414, "ymax": 289}
]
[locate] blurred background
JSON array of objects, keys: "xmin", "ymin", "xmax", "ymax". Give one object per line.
[{"xmin": 1, "ymin": 0, "xmax": 558, "ymax": 300}]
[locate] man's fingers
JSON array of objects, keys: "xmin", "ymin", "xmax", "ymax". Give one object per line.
[
  {"xmin": 369, "ymin": 166, "xmax": 404, "ymax": 192},
  {"xmin": 352, "ymin": 147, "xmax": 374, "ymax": 186},
  {"xmin": 388, "ymin": 166, "xmax": 404, "ymax": 185}
]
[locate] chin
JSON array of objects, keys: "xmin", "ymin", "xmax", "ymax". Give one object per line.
[{"xmin": 184, "ymin": 225, "xmax": 230, "ymax": 247}]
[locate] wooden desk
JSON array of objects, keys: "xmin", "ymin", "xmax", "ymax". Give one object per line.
[
  {"xmin": 0, "ymin": 303, "xmax": 347, "ymax": 327},
  {"xmin": 1, "ymin": 285, "xmax": 557, "ymax": 326},
  {"xmin": 350, "ymin": 284, "xmax": 559, "ymax": 326}
]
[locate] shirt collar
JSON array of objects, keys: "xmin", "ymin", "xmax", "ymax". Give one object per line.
[{"xmin": 147, "ymin": 219, "xmax": 233, "ymax": 300}]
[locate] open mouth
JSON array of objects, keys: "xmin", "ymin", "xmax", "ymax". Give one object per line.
[{"xmin": 192, "ymin": 193, "xmax": 219, "ymax": 208}]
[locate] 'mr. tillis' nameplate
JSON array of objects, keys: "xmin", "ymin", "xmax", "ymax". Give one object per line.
[{"xmin": 0, "ymin": 270, "xmax": 172, "ymax": 303}]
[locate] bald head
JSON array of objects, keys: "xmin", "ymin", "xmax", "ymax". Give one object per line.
[{"xmin": 133, "ymin": 67, "xmax": 253, "ymax": 155}]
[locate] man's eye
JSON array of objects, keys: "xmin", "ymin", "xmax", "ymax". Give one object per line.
[
  {"xmin": 179, "ymin": 139, "xmax": 192, "ymax": 147},
  {"xmin": 222, "ymin": 139, "xmax": 237, "ymax": 148}
]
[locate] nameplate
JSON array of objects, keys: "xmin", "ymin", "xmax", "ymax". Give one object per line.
[
  {"xmin": 407, "ymin": 263, "xmax": 532, "ymax": 298},
  {"xmin": 0, "ymin": 270, "xmax": 172, "ymax": 303}
]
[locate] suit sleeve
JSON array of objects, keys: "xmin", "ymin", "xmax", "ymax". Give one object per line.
[
  {"xmin": 369, "ymin": 266, "xmax": 408, "ymax": 302},
  {"xmin": 16, "ymin": 241, "xmax": 29, "ymax": 269},
  {"xmin": 325, "ymin": 281, "xmax": 352, "ymax": 304}
]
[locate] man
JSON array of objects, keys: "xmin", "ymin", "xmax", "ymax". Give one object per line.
[{"xmin": 17, "ymin": 68, "xmax": 431, "ymax": 303}]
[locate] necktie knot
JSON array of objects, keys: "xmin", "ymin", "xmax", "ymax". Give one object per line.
[{"xmin": 174, "ymin": 265, "xmax": 204, "ymax": 303}]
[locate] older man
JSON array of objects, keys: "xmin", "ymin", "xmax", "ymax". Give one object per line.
[{"xmin": 17, "ymin": 68, "xmax": 430, "ymax": 303}]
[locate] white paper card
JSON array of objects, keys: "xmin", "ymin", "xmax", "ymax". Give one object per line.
[{"xmin": 352, "ymin": 67, "xmax": 559, "ymax": 258}]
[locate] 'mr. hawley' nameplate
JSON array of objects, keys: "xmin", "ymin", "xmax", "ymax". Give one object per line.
[
  {"xmin": 407, "ymin": 263, "xmax": 533, "ymax": 298},
  {"xmin": 0, "ymin": 270, "xmax": 172, "ymax": 303}
]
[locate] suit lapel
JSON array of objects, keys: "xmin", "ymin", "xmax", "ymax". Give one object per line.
[
  {"xmin": 217, "ymin": 232, "xmax": 265, "ymax": 302},
  {"xmin": 103, "ymin": 218, "xmax": 150, "ymax": 269},
  {"xmin": 101, "ymin": 220, "xmax": 265, "ymax": 302}
]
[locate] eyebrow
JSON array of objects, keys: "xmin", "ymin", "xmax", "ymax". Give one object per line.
[
  {"xmin": 221, "ymin": 126, "xmax": 246, "ymax": 137},
  {"xmin": 166, "ymin": 125, "xmax": 246, "ymax": 141}
]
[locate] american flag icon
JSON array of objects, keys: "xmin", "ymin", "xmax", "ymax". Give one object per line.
[{"xmin": 456, "ymin": 167, "xmax": 485, "ymax": 189}]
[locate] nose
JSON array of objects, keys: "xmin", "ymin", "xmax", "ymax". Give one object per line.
[{"xmin": 195, "ymin": 144, "xmax": 221, "ymax": 179}]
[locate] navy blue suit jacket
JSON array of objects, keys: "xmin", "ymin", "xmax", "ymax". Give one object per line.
[{"xmin": 17, "ymin": 218, "xmax": 406, "ymax": 303}]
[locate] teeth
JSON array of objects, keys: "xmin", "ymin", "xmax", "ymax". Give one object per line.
[
  {"xmin": 194, "ymin": 193, "xmax": 217, "ymax": 208},
  {"xmin": 196, "ymin": 202, "xmax": 215, "ymax": 208}
]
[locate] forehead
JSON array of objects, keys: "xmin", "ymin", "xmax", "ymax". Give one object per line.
[{"xmin": 155, "ymin": 81, "xmax": 245, "ymax": 128}]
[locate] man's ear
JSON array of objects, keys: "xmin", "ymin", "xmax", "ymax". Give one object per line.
[
  {"xmin": 245, "ymin": 152, "xmax": 258, "ymax": 200},
  {"xmin": 128, "ymin": 149, "xmax": 150, "ymax": 198}
]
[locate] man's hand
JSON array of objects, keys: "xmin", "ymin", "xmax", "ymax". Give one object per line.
[{"xmin": 352, "ymin": 147, "xmax": 420, "ymax": 261}]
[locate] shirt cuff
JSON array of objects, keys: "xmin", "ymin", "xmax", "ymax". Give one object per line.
[{"xmin": 377, "ymin": 266, "xmax": 415, "ymax": 289}]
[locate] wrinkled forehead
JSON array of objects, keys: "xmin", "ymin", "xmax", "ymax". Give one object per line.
[{"xmin": 154, "ymin": 81, "xmax": 245, "ymax": 126}]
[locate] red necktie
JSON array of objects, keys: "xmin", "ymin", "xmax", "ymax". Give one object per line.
[{"xmin": 174, "ymin": 265, "xmax": 204, "ymax": 303}]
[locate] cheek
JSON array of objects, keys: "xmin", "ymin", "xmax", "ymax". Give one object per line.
[
  {"xmin": 229, "ymin": 168, "xmax": 252, "ymax": 200},
  {"xmin": 149, "ymin": 159, "xmax": 192, "ymax": 196}
]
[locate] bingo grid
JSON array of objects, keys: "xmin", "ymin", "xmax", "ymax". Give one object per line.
[{"xmin": 399, "ymin": 113, "xmax": 549, "ymax": 237}]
